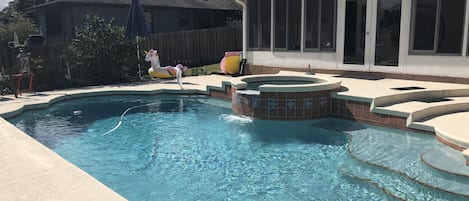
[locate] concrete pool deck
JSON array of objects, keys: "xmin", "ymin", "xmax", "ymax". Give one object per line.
[{"xmin": 1, "ymin": 71, "xmax": 469, "ymax": 200}]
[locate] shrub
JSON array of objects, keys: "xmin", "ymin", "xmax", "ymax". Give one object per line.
[
  {"xmin": 64, "ymin": 15, "xmax": 138, "ymax": 84},
  {"xmin": 0, "ymin": 13, "xmax": 38, "ymax": 46}
]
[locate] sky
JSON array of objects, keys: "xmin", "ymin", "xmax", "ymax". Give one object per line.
[{"xmin": 0, "ymin": 0, "xmax": 11, "ymax": 10}]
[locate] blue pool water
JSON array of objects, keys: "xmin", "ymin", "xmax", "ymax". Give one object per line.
[{"xmin": 8, "ymin": 95, "xmax": 469, "ymax": 201}]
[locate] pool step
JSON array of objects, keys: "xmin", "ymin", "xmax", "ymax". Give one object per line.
[
  {"xmin": 421, "ymin": 147, "xmax": 469, "ymax": 178},
  {"xmin": 373, "ymin": 96, "xmax": 469, "ymax": 121},
  {"xmin": 410, "ymin": 111, "xmax": 469, "ymax": 150},
  {"xmin": 346, "ymin": 124, "xmax": 469, "ymax": 198},
  {"xmin": 339, "ymin": 159, "xmax": 416, "ymax": 200},
  {"xmin": 193, "ymin": 98, "xmax": 232, "ymax": 109},
  {"xmin": 313, "ymin": 118, "xmax": 469, "ymax": 198},
  {"xmin": 371, "ymin": 89, "xmax": 469, "ymax": 109},
  {"xmin": 464, "ymin": 149, "xmax": 469, "ymax": 166},
  {"xmin": 339, "ymin": 158, "xmax": 468, "ymax": 201},
  {"xmin": 373, "ymin": 96, "xmax": 469, "ymax": 165}
]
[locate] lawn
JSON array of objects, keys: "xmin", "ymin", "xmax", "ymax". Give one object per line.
[{"xmin": 190, "ymin": 63, "xmax": 221, "ymax": 76}]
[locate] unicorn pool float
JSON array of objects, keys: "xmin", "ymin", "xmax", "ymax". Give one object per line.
[{"xmin": 145, "ymin": 49, "xmax": 188, "ymax": 87}]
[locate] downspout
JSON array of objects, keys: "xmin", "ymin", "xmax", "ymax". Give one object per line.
[{"xmin": 235, "ymin": 0, "xmax": 247, "ymax": 60}]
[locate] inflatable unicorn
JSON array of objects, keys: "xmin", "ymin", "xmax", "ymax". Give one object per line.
[{"xmin": 145, "ymin": 49, "xmax": 188, "ymax": 87}]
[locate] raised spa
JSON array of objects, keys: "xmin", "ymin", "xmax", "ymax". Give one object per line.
[{"xmin": 231, "ymin": 74, "xmax": 342, "ymax": 119}]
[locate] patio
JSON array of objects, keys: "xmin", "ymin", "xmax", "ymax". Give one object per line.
[{"xmin": 1, "ymin": 72, "xmax": 469, "ymax": 199}]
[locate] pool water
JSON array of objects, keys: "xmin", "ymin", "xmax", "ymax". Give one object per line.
[{"xmin": 8, "ymin": 95, "xmax": 469, "ymax": 201}]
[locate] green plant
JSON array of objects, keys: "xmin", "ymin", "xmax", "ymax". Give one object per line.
[
  {"xmin": 0, "ymin": 13, "xmax": 38, "ymax": 46},
  {"xmin": 8, "ymin": 0, "xmax": 48, "ymax": 13},
  {"xmin": 64, "ymin": 15, "xmax": 138, "ymax": 84}
]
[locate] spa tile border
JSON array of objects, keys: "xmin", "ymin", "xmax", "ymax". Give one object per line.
[
  {"xmin": 210, "ymin": 84, "xmax": 432, "ymax": 133},
  {"xmin": 232, "ymin": 91, "xmax": 332, "ymax": 120}
]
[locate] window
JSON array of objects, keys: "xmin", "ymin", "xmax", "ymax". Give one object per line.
[
  {"xmin": 305, "ymin": 0, "xmax": 319, "ymax": 49},
  {"xmin": 248, "ymin": 0, "xmax": 337, "ymax": 52},
  {"xmin": 320, "ymin": 0, "xmax": 336, "ymax": 50},
  {"xmin": 248, "ymin": 0, "xmax": 271, "ymax": 50},
  {"xmin": 274, "ymin": 0, "xmax": 286, "ymax": 49},
  {"xmin": 288, "ymin": 0, "xmax": 302, "ymax": 50},
  {"xmin": 304, "ymin": 0, "xmax": 337, "ymax": 51},
  {"xmin": 411, "ymin": 0, "xmax": 466, "ymax": 54},
  {"xmin": 375, "ymin": 0, "xmax": 401, "ymax": 66},
  {"xmin": 274, "ymin": 0, "xmax": 301, "ymax": 51}
]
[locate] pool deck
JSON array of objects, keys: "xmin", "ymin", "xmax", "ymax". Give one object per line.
[{"xmin": 1, "ymin": 71, "xmax": 469, "ymax": 200}]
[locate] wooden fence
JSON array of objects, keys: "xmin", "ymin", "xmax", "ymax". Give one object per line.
[
  {"xmin": 141, "ymin": 26, "xmax": 242, "ymax": 67},
  {"xmin": 0, "ymin": 44, "xmax": 66, "ymax": 74},
  {"xmin": 0, "ymin": 26, "xmax": 241, "ymax": 90},
  {"xmin": 0, "ymin": 26, "xmax": 241, "ymax": 75},
  {"xmin": 0, "ymin": 44, "xmax": 68, "ymax": 91}
]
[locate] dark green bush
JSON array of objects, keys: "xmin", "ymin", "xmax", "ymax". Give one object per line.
[
  {"xmin": 0, "ymin": 13, "xmax": 38, "ymax": 46},
  {"xmin": 64, "ymin": 15, "xmax": 138, "ymax": 84}
]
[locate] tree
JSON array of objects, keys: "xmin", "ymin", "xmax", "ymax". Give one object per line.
[
  {"xmin": 0, "ymin": 0, "xmax": 45, "ymax": 46},
  {"xmin": 0, "ymin": 13, "xmax": 38, "ymax": 46},
  {"xmin": 4, "ymin": 0, "xmax": 49, "ymax": 13},
  {"xmin": 64, "ymin": 15, "xmax": 138, "ymax": 84}
]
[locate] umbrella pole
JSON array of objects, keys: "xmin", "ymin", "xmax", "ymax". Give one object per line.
[{"xmin": 136, "ymin": 36, "xmax": 142, "ymax": 80}]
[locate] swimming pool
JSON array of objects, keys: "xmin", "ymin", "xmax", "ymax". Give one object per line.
[{"xmin": 8, "ymin": 95, "xmax": 469, "ymax": 200}]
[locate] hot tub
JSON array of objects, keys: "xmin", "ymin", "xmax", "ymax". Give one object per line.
[{"xmin": 230, "ymin": 72, "xmax": 342, "ymax": 120}]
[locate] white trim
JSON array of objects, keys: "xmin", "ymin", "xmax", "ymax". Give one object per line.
[
  {"xmin": 336, "ymin": 0, "xmax": 345, "ymax": 69},
  {"xmin": 368, "ymin": 0, "xmax": 377, "ymax": 70},
  {"xmin": 235, "ymin": 0, "xmax": 247, "ymax": 59},
  {"xmin": 399, "ymin": 0, "xmax": 411, "ymax": 74},
  {"xmin": 463, "ymin": 0, "xmax": 469, "ymax": 57}
]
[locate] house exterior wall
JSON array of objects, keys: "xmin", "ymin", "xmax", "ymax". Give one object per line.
[
  {"xmin": 63, "ymin": 6, "xmax": 74, "ymax": 42},
  {"xmin": 244, "ymin": 0, "xmax": 469, "ymax": 79},
  {"xmin": 71, "ymin": 6, "xmax": 130, "ymax": 30},
  {"xmin": 37, "ymin": 12, "xmax": 47, "ymax": 38},
  {"xmin": 247, "ymin": 51, "xmax": 337, "ymax": 70},
  {"xmin": 152, "ymin": 8, "xmax": 184, "ymax": 33},
  {"xmin": 31, "ymin": 3, "xmax": 240, "ymax": 43}
]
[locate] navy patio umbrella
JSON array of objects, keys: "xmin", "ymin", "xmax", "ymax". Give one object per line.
[{"xmin": 125, "ymin": 0, "xmax": 150, "ymax": 79}]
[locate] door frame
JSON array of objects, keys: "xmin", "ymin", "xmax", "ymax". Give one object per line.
[{"xmin": 337, "ymin": 0, "xmax": 408, "ymax": 73}]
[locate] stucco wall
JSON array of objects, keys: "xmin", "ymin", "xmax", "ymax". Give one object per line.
[
  {"xmin": 247, "ymin": 51, "xmax": 338, "ymax": 70},
  {"xmin": 248, "ymin": 51, "xmax": 469, "ymax": 78}
]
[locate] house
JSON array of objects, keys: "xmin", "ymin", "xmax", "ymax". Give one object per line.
[
  {"xmin": 235, "ymin": 0, "xmax": 469, "ymax": 79},
  {"xmin": 26, "ymin": 0, "xmax": 241, "ymax": 43}
]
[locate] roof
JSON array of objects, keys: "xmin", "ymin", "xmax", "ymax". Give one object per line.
[{"xmin": 27, "ymin": 0, "xmax": 242, "ymax": 11}]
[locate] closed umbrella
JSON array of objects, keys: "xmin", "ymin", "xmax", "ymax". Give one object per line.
[{"xmin": 125, "ymin": 0, "xmax": 150, "ymax": 80}]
